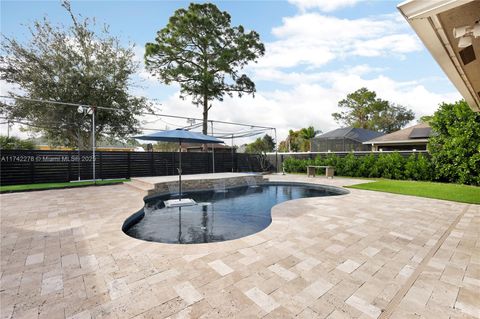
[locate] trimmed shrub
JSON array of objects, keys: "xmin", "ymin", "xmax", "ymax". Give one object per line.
[
  {"xmin": 404, "ymin": 153, "xmax": 433, "ymax": 181},
  {"xmin": 281, "ymin": 152, "xmax": 436, "ymax": 182},
  {"xmin": 283, "ymin": 157, "xmax": 307, "ymax": 172},
  {"xmin": 342, "ymin": 153, "xmax": 360, "ymax": 177},
  {"xmin": 324, "ymin": 154, "xmax": 341, "ymax": 173},
  {"xmin": 358, "ymin": 154, "xmax": 377, "ymax": 177},
  {"xmin": 377, "ymin": 153, "xmax": 405, "ymax": 180}
]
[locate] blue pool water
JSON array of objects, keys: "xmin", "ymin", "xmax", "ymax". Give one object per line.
[{"xmin": 124, "ymin": 183, "xmax": 346, "ymax": 244}]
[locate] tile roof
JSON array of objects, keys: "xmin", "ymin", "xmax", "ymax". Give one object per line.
[
  {"xmin": 365, "ymin": 123, "xmax": 431, "ymax": 143},
  {"xmin": 313, "ymin": 127, "xmax": 384, "ymax": 143}
]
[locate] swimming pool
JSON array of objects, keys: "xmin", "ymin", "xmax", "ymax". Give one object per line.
[{"xmin": 123, "ymin": 182, "xmax": 347, "ymax": 244}]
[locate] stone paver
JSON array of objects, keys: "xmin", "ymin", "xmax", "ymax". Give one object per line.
[
  {"xmin": 208, "ymin": 260, "xmax": 234, "ymax": 276},
  {"xmin": 173, "ymin": 281, "xmax": 203, "ymax": 305},
  {"xmin": 25, "ymin": 252, "xmax": 44, "ymax": 266},
  {"xmin": 336, "ymin": 259, "xmax": 362, "ymax": 274},
  {"xmin": 0, "ymin": 174, "xmax": 478, "ymax": 319}
]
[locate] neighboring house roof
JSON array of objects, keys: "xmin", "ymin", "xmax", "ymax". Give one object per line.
[
  {"xmin": 364, "ymin": 123, "xmax": 432, "ymax": 144},
  {"xmin": 313, "ymin": 127, "xmax": 384, "ymax": 143}
]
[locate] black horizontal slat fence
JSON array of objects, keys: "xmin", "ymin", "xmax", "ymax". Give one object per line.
[{"xmin": 0, "ymin": 150, "xmax": 263, "ymax": 186}]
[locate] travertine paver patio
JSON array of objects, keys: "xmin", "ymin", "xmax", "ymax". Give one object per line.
[{"xmin": 0, "ymin": 174, "xmax": 479, "ymax": 319}]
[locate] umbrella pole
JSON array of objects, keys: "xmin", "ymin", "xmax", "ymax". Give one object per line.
[
  {"xmin": 178, "ymin": 207, "xmax": 182, "ymax": 243},
  {"xmin": 179, "ymin": 141, "xmax": 182, "ymax": 201}
]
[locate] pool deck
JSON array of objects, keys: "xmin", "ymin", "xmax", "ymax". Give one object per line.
[{"xmin": 1, "ymin": 174, "xmax": 478, "ymax": 319}]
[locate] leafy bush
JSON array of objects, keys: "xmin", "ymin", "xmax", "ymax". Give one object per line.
[
  {"xmin": 428, "ymin": 100, "xmax": 480, "ymax": 185},
  {"xmin": 282, "ymin": 152, "xmax": 434, "ymax": 181},
  {"xmin": 312, "ymin": 155, "xmax": 325, "ymax": 166},
  {"xmin": 342, "ymin": 153, "xmax": 360, "ymax": 177},
  {"xmin": 378, "ymin": 153, "xmax": 405, "ymax": 180},
  {"xmin": 404, "ymin": 153, "xmax": 433, "ymax": 181},
  {"xmin": 0, "ymin": 136, "xmax": 36, "ymax": 150},
  {"xmin": 325, "ymin": 154, "xmax": 342, "ymax": 173},
  {"xmin": 283, "ymin": 157, "xmax": 308, "ymax": 173},
  {"xmin": 358, "ymin": 154, "xmax": 377, "ymax": 177}
]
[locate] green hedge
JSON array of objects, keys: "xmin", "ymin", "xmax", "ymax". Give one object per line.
[{"xmin": 283, "ymin": 153, "xmax": 434, "ymax": 181}]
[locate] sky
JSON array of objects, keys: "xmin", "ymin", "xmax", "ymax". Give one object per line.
[{"xmin": 0, "ymin": 0, "xmax": 462, "ymax": 145}]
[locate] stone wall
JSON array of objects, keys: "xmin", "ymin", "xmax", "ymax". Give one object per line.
[{"xmin": 147, "ymin": 175, "xmax": 266, "ymax": 196}]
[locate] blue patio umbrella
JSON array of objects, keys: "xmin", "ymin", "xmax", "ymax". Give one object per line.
[{"xmin": 135, "ymin": 129, "xmax": 224, "ymax": 200}]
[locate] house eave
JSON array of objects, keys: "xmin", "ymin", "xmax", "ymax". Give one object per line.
[{"xmin": 397, "ymin": 0, "xmax": 480, "ymax": 112}]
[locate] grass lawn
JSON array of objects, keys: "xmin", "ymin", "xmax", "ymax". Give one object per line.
[
  {"xmin": 0, "ymin": 179, "xmax": 129, "ymax": 193},
  {"xmin": 346, "ymin": 179, "xmax": 480, "ymax": 204}
]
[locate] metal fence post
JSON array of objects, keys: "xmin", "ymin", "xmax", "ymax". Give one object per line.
[
  {"xmin": 30, "ymin": 150, "xmax": 35, "ymax": 184},
  {"xmin": 99, "ymin": 151, "xmax": 103, "ymax": 180},
  {"xmin": 68, "ymin": 151, "xmax": 72, "ymax": 181}
]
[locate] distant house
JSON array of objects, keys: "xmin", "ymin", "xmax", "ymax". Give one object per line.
[
  {"xmin": 311, "ymin": 127, "xmax": 384, "ymax": 152},
  {"xmin": 363, "ymin": 123, "xmax": 432, "ymax": 151}
]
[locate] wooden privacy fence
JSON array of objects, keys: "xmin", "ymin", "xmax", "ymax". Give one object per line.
[{"xmin": 0, "ymin": 150, "xmax": 264, "ymax": 186}]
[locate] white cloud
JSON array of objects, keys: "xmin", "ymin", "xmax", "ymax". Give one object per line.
[
  {"xmin": 133, "ymin": 47, "xmax": 159, "ymax": 85},
  {"xmin": 252, "ymin": 64, "xmax": 385, "ymax": 85},
  {"xmin": 255, "ymin": 12, "xmax": 422, "ymax": 69},
  {"xmin": 0, "ymin": 79, "xmax": 23, "ymax": 96},
  {"xmin": 288, "ymin": 0, "xmax": 362, "ymax": 12},
  {"xmin": 351, "ymin": 34, "xmax": 421, "ymax": 57}
]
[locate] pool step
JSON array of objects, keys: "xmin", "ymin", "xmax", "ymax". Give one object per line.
[{"xmin": 164, "ymin": 198, "xmax": 196, "ymax": 207}]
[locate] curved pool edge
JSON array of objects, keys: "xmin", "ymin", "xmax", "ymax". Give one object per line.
[{"xmin": 121, "ymin": 181, "xmax": 350, "ymax": 246}]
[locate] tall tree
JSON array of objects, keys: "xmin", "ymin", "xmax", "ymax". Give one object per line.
[
  {"xmin": 281, "ymin": 127, "xmax": 319, "ymax": 152},
  {"xmin": 278, "ymin": 140, "xmax": 288, "ymax": 152},
  {"xmin": 0, "ymin": 1, "xmax": 150, "ymax": 148},
  {"xmin": 418, "ymin": 115, "xmax": 433, "ymax": 124},
  {"xmin": 144, "ymin": 3, "xmax": 265, "ymax": 135},
  {"xmin": 287, "ymin": 129, "xmax": 301, "ymax": 152},
  {"xmin": 332, "ymin": 88, "xmax": 414, "ymax": 133},
  {"xmin": 244, "ymin": 134, "xmax": 274, "ymax": 172},
  {"xmin": 299, "ymin": 126, "xmax": 318, "ymax": 151},
  {"xmin": 245, "ymin": 134, "xmax": 275, "ymax": 153},
  {"xmin": 428, "ymin": 100, "xmax": 480, "ymax": 185}
]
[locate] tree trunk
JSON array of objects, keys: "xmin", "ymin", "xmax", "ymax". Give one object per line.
[
  {"xmin": 202, "ymin": 94, "xmax": 208, "ymax": 135},
  {"xmin": 202, "ymin": 94, "xmax": 209, "ymax": 151}
]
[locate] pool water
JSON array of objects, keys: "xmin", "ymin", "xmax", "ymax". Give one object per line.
[{"xmin": 124, "ymin": 183, "xmax": 346, "ymax": 244}]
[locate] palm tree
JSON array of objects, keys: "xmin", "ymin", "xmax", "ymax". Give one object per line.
[{"xmin": 299, "ymin": 126, "xmax": 318, "ymax": 151}]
